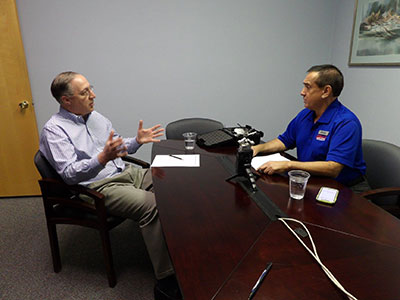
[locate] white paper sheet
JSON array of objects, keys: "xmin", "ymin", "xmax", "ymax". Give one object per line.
[
  {"xmin": 251, "ymin": 153, "xmax": 290, "ymax": 170},
  {"xmin": 151, "ymin": 154, "xmax": 200, "ymax": 167}
]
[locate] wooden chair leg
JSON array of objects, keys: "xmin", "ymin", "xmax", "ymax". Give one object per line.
[
  {"xmin": 47, "ymin": 223, "xmax": 61, "ymax": 273},
  {"xmin": 99, "ymin": 229, "xmax": 116, "ymax": 288}
]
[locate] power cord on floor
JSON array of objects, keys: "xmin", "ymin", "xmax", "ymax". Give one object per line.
[{"xmin": 278, "ymin": 217, "xmax": 358, "ymax": 300}]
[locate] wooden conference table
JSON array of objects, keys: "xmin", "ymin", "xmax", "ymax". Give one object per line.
[{"xmin": 151, "ymin": 140, "xmax": 400, "ymax": 300}]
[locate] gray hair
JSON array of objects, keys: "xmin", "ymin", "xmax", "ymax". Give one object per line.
[{"xmin": 50, "ymin": 71, "xmax": 80, "ymax": 102}]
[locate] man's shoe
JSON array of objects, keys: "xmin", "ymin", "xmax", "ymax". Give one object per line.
[{"xmin": 154, "ymin": 275, "xmax": 182, "ymax": 300}]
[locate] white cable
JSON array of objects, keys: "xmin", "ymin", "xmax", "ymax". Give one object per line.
[{"xmin": 278, "ymin": 217, "xmax": 358, "ymax": 300}]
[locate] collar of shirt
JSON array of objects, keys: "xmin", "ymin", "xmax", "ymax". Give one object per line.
[
  {"xmin": 59, "ymin": 106, "xmax": 90, "ymax": 124},
  {"xmin": 313, "ymin": 99, "xmax": 341, "ymax": 125}
]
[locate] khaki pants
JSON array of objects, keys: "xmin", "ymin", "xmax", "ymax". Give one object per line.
[{"xmin": 87, "ymin": 164, "xmax": 174, "ymax": 280}]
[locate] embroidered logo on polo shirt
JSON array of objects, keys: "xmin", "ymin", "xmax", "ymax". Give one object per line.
[{"xmin": 316, "ymin": 130, "xmax": 329, "ymax": 141}]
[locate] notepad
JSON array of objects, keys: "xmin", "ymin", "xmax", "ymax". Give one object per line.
[
  {"xmin": 251, "ymin": 153, "xmax": 290, "ymax": 170},
  {"xmin": 151, "ymin": 154, "xmax": 200, "ymax": 167}
]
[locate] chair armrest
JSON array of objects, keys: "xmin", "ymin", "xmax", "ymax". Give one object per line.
[
  {"xmin": 361, "ymin": 187, "xmax": 400, "ymax": 199},
  {"xmin": 38, "ymin": 178, "xmax": 123, "ymax": 227},
  {"xmin": 122, "ymin": 155, "xmax": 150, "ymax": 168},
  {"xmin": 39, "ymin": 178, "xmax": 105, "ymax": 212}
]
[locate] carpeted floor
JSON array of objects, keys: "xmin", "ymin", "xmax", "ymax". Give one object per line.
[{"xmin": 0, "ymin": 197, "xmax": 155, "ymax": 300}]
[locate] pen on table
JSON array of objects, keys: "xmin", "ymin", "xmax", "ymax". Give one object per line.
[
  {"xmin": 169, "ymin": 154, "xmax": 183, "ymax": 160},
  {"xmin": 248, "ymin": 262, "xmax": 273, "ymax": 300}
]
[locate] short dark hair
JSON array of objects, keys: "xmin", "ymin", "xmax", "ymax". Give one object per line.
[
  {"xmin": 50, "ymin": 71, "xmax": 79, "ymax": 102},
  {"xmin": 307, "ymin": 64, "xmax": 344, "ymax": 97}
]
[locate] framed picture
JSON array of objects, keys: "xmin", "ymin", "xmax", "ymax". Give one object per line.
[{"xmin": 349, "ymin": 0, "xmax": 400, "ymax": 65}]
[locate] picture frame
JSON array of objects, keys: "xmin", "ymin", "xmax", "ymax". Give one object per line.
[{"xmin": 349, "ymin": 0, "xmax": 400, "ymax": 66}]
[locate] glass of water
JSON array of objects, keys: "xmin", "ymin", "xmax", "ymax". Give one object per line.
[
  {"xmin": 182, "ymin": 132, "xmax": 197, "ymax": 150},
  {"xmin": 288, "ymin": 170, "xmax": 310, "ymax": 200}
]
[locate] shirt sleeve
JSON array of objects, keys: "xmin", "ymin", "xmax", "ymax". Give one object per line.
[
  {"xmin": 326, "ymin": 120, "xmax": 361, "ymax": 168},
  {"xmin": 278, "ymin": 115, "xmax": 298, "ymax": 150},
  {"xmin": 40, "ymin": 125, "xmax": 104, "ymax": 185},
  {"xmin": 123, "ymin": 136, "xmax": 142, "ymax": 154}
]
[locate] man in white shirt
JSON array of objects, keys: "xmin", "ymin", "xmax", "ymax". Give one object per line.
[{"xmin": 40, "ymin": 71, "xmax": 181, "ymax": 300}]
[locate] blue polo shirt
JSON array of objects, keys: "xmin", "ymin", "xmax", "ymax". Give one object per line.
[{"xmin": 278, "ymin": 99, "xmax": 366, "ymax": 185}]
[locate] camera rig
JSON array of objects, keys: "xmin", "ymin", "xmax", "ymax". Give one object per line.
[{"xmin": 225, "ymin": 125, "xmax": 263, "ymax": 192}]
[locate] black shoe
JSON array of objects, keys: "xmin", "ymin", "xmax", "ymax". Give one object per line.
[{"xmin": 154, "ymin": 275, "xmax": 182, "ymax": 300}]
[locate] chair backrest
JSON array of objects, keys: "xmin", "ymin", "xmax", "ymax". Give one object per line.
[
  {"xmin": 362, "ymin": 139, "xmax": 400, "ymax": 189},
  {"xmin": 34, "ymin": 150, "xmax": 63, "ymax": 180},
  {"xmin": 165, "ymin": 118, "xmax": 224, "ymax": 140}
]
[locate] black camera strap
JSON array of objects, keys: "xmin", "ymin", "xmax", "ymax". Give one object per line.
[{"xmin": 217, "ymin": 156, "xmax": 287, "ymax": 221}]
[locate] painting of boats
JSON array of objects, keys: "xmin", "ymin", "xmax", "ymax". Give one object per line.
[{"xmin": 349, "ymin": 0, "xmax": 400, "ymax": 65}]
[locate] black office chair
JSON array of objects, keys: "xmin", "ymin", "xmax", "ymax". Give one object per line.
[
  {"xmin": 361, "ymin": 139, "xmax": 400, "ymax": 218},
  {"xmin": 165, "ymin": 117, "xmax": 224, "ymax": 140},
  {"xmin": 34, "ymin": 151, "xmax": 150, "ymax": 287}
]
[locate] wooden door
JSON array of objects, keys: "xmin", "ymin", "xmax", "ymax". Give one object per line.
[{"xmin": 0, "ymin": 0, "xmax": 41, "ymax": 197}]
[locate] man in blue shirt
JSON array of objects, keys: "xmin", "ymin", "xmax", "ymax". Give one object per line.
[
  {"xmin": 40, "ymin": 72, "xmax": 181, "ymax": 299},
  {"xmin": 252, "ymin": 65, "xmax": 369, "ymax": 192}
]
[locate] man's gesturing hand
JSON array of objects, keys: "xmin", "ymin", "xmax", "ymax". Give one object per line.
[
  {"xmin": 98, "ymin": 130, "xmax": 128, "ymax": 166},
  {"xmin": 136, "ymin": 120, "xmax": 164, "ymax": 144}
]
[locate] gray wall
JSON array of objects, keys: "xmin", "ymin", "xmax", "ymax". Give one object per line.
[
  {"xmin": 331, "ymin": 0, "xmax": 400, "ymax": 147},
  {"xmin": 17, "ymin": 0, "xmax": 366, "ymax": 162}
]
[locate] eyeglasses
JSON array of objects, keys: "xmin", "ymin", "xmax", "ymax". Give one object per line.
[{"xmin": 77, "ymin": 85, "xmax": 94, "ymax": 98}]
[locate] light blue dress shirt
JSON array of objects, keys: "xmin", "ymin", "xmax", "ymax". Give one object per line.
[{"xmin": 40, "ymin": 107, "xmax": 141, "ymax": 185}]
